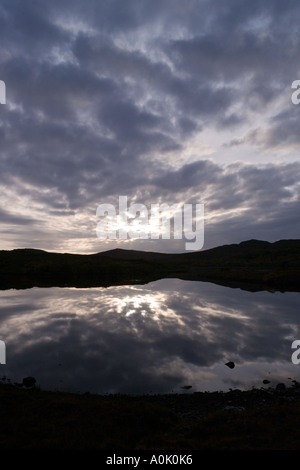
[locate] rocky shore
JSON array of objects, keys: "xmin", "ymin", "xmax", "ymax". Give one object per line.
[{"xmin": 1, "ymin": 377, "xmax": 300, "ymax": 450}]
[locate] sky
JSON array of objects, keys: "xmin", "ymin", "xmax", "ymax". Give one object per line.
[{"xmin": 0, "ymin": 0, "xmax": 300, "ymax": 254}]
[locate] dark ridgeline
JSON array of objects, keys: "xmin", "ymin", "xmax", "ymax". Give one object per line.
[{"xmin": 0, "ymin": 239, "xmax": 300, "ymax": 292}]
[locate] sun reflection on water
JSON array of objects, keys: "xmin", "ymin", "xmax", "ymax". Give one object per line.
[
  {"xmin": 113, "ymin": 291, "xmax": 185, "ymax": 327},
  {"xmin": 0, "ymin": 280, "xmax": 300, "ymax": 394}
]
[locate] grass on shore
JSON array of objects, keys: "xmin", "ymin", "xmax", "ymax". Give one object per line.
[{"xmin": 1, "ymin": 383, "xmax": 300, "ymax": 450}]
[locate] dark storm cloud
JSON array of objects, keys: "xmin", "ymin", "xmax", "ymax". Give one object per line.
[
  {"xmin": 216, "ymin": 113, "xmax": 246, "ymax": 130},
  {"xmin": 263, "ymin": 107, "xmax": 300, "ymax": 148},
  {"xmin": 152, "ymin": 160, "xmax": 221, "ymax": 191},
  {"xmin": 195, "ymin": 161, "xmax": 300, "ymax": 247},
  {"xmin": 167, "ymin": 29, "xmax": 299, "ymax": 83},
  {"xmin": 164, "ymin": 0, "xmax": 300, "ymax": 122},
  {"xmin": 0, "ymin": 0, "xmax": 299, "ymax": 250},
  {"xmin": 0, "ymin": 207, "xmax": 38, "ymax": 226},
  {"xmin": 0, "ymin": 0, "xmax": 69, "ymax": 54},
  {"xmin": 73, "ymin": 33, "xmax": 236, "ymax": 123},
  {"xmin": 3, "ymin": 58, "xmax": 116, "ymax": 120}
]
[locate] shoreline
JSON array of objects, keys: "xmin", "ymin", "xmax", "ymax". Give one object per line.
[{"xmin": 1, "ymin": 379, "xmax": 300, "ymax": 450}]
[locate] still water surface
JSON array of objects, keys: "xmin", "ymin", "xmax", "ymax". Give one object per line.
[{"xmin": 0, "ymin": 279, "xmax": 299, "ymax": 394}]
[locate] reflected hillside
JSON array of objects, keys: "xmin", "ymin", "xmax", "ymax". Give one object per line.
[{"xmin": 0, "ymin": 239, "xmax": 300, "ymax": 292}]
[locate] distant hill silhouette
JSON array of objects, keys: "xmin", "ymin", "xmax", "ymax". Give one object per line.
[{"xmin": 0, "ymin": 239, "xmax": 300, "ymax": 292}]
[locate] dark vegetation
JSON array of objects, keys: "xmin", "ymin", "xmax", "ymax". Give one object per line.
[
  {"xmin": 1, "ymin": 379, "xmax": 300, "ymax": 450},
  {"xmin": 1, "ymin": 239, "xmax": 300, "ymax": 292}
]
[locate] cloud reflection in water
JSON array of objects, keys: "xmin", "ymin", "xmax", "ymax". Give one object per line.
[{"xmin": 0, "ymin": 279, "xmax": 299, "ymax": 394}]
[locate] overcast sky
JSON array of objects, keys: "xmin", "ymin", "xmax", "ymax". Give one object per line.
[{"xmin": 0, "ymin": 0, "xmax": 299, "ymax": 253}]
